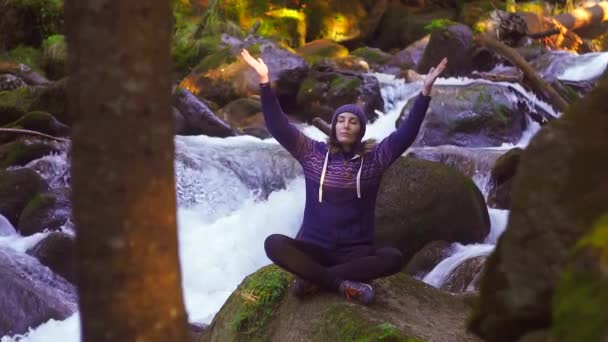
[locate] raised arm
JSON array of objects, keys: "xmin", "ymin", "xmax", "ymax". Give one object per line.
[
  {"xmin": 374, "ymin": 58, "xmax": 448, "ymax": 169},
  {"xmin": 242, "ymin": 49, "xmax": 313, "ymax": 161}
]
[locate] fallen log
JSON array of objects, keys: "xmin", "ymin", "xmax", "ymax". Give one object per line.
[{"xmin": 475, "ymin": 34, "xmax": 570, "ymax": 113}]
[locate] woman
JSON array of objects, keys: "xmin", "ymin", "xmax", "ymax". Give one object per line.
[{"xmin": 242, "ymin": 49, "xmax": 447, "ymax": 305}]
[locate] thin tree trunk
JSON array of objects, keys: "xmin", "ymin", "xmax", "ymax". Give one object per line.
[{"xmin": 65, "ymin": 0, "xmax": 189, "ymax": 341}]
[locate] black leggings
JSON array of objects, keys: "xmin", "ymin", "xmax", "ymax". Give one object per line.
[{"xmin": 264, "ymin": 234, "xmax": 404, "ymax": 291}]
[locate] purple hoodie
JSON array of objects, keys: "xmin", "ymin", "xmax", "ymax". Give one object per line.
[{"xmin": 260, "ymin": 82, "xmax": 431, "ymax": 250}]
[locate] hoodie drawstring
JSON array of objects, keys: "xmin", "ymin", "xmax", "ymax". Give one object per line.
[
  {"xmin": 318, "ymin": 151, "xmax": 364, "ymax": 203},
  {"xmin": 318, "ymin": 151, "xmax": 329, "ymax": 203}
]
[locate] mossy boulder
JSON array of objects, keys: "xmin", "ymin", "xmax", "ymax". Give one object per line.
[
  {"xmin": 18, "ymin": 187, "xmax": 70, "ymax": 236},
  {"xmin": 0, "ymin": 168, "xmax": 48, "ymax": 226},
  {"xmin": 295, "ymin": 65, "xmax": 382, "ymax": 124},
  {"xmin": 468, "ymin": 79, "xmax": 608, "ymax": 341},
  {"xmin": 350, "ymin": 46, "xmax": 393, "ymax": 71},
  {"xmin": 295, "ymin": 39, "xmax": 349, "ymax": 66},
  {"xmin": 0, "ymin": 246, "xmax": 75, "ymax": 337},
  {"xmin": 0, "ymin": 139, "xmax": 59, "ymax": 168},
  {"xmin": 416, "ymin": 23, "xmax": 476, "ymax": 77},
  {"xmin": 404, "ymin": 240, "xmax": 452, "ymax": 278},
  {"xmin": 3, "ymin": 110, "xmax": 69, "ymax": 138},
  {"xmin": 0, "ymin": 79, "xmax": 68, "ymax": 125},
  {"xmin": 179, "ymin": 37, "xmax": 307, "ymax": 107},
  {"xmin": 398, "ymin": 83, "xmax": 529, "ymax": 147},
  {"xmin": 487, "ymin": 147, "xmax": 523, "ymax": 209},
  {"xmin": 0, "ymin": 86, "xmax": 36, "ymax": 114},
  {"xmin": 373, "ymin": 3, "xmax": 457, "ymax": 51},
  {"xmin": 218, "ymin": 97, "xmax": 269, "ymax": 139},
  {"xmin": 172, "ymin": 88, "xmax": 235, "ymax": 137},
  {"xmin": 440, "ymin": 255, "xmax": 486, "ymax": 293},
  {"xmin": 384, "ymin": 36, "xmax": 429, "ymax": 76},
  {"xmin": 0, "ymin": 0, "xmax": 64, "ymax": 52},
  {"xmin": 27, "ymin": 231, "xmax": 75, "ymax": 283},
  {"xmin": 1, "ymin": 45, "xmax": 42, "ymax": 71},
  {"xmin": 29, "ymin": 78, "xmax": 68, "ymax": 124},
  {"xmin": 551, "ymin": 215, "xmax": 608, "ymax": 341},
  {"xmin": 204, "ymin": 264, "xmax": 481, "ymax": 341},
  {"xmin": 40, "ymin": 34, "xmax": 66, "ymax": 80},
  {"xmin": 375, "ymin": 157, "xmax": 490, "ymax": 262}
]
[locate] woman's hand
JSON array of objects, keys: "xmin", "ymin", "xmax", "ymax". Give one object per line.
[
  {"xmin": 422, "ymin": 57, "xmax": 448, "ymax": 96},
  {"xmin": 241, "ymin": 49, "xmax": 269, "ymax": 84}
]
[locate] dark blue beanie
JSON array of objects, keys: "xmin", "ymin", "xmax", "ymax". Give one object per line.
[{"xmin": 330, "ymin": 104, "xmax": 367, "ymax": 143}]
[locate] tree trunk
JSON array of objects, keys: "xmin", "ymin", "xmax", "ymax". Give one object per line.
[{"xmin": 65, "ymin": 1, "xmax": 189, "ymax": 341}]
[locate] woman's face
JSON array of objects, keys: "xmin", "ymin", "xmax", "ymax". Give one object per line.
[{"xmin": 335, "ymin": 112, "xmax": 361, "ymax": 146}]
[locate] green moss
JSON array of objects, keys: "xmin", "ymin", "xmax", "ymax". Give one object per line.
[
  {"xmin": 21, "ymin": 192, "xmax": 54, "ymax": 216},
  {"xmin": 4, "ymin": 111, "xmax": 56, "ymax": 130},
  {"xmin": 515, "ymin": 1, "xmax": 546, "ymax": 15},
  {"xmin": 329, "ymin": 76, "xmax": 361, "ymax": 97},
  {"xmin": 351, "ymin": 47, "xmax": 391, "ymax": 65},
  {"xmin": 0, "ymin": 88, "xmax": 36, "ymax": 113},
  {"xmin": 2, "ymin": 45, "xmax": 42, "ymax": 69},
  {"xmin": 0, "ymin": 141, "xmax": 56, "ymax": 168},
  {"xmin": 41, "ymin": 34, "xmax": 66, "ymax": 80},
  {"xmin": 230, "ymin": 265, "xmax": 290, "ymax": 338},
  {"xmin": 297, "ymin": 77, "xmax": 325, "ymax": 104},
  {"xmin": 171, "ymin": 0, "xmax": 242, "ymax": 74},
  {"xmin": 552, "ymin": 215, "xmax": 608, "ymax": 341},
  {"xmin": 313, "ymin": 305, "xmax": 421, "ymax": 342},
  {"xmin": 423, "ymin": 19, "xmax": 458, "ymax": 33},
  {"xmin": 192, "ymin": 47, "xmax": 236, "ymax": 74}
]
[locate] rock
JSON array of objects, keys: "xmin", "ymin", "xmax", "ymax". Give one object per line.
[
  {"xmin": 189, "ymin": 322, "xmax": 210, "ymax": 342},
  {"xmin": 204, "ymin": 264, "xmax": 480, "ymax": 341},
  {"xmin": 218, "ymin": 97, "xmax": 269, "ymax": 139},
  {"xmin": 404, "ymin": 240, "xmax": 452, "ymax": 278},
  {"xmin": 40, "ymin": 35, "xmax": 67, "ymax": 81},
  {"xmin": 295, "ymin": 65, "xmax": 383, "ymax": 124},
  {"xmin": 173, "ymin": 107, "xmax": 189, "ymax": 135},
  {"xmin": 173, "ymin": 88, "xmax": 235, "ymax": 137},
  {"xmin": 384, "ymin": 36, "xmax": 430, "ymax": 73},
  {"xmin": 180, "ymin": 36, "xmax": 308, "ymax": 107},
  {"xmin": 0, "ymin": 247, "xmax": 76, "ymax": 336},
  {"xmin": 409, "ymin": 145, "xmax": 504, "ymax": 183},
  {"xmin": 550, "ymin": 215, "xmax": 608, "ymax": 342},
  {"xmin": 468, "ymin": 78, "xmax": 608, "ymax": 341},
  {"xmin": 18, "ymin": 187, "xmax": 71, "ymax": 236},
  {"xmin": 27, "ymin": 231, "xmax": 75, "ymax": 284},
  {"xmin": 417, "ymin": 23, "xmax": 476, "ymax": 77},
  {"xmin": 30, "ymin": 78, "xmax": 68, "ymax": 125},
  {"xmin": 295, "ymin": 39, "xmax": 349, "ymax": 66},
  {"xmin": 0, "ymin": 87, "xmax": 36, "ymax": 117},
  {"xmin": 0, "ymin": 79, "xmax": 68, "ymax": 125},
  {"xmin": 440, "ymin": 255, "xmax": 486, "ymax": 293},
  {"xmin": 373, "ymin": 3, "xmax": 457, "ymax": 51},
  {"xmin": 4, "ymin": 111, "xmax": 70, "ymax": 137},
  {"xmin": 0, "ymin": 168, "xmax": 48, "ymax": 227},
  {"xmin": 488, "ymin": 147, "xmax": 523, "ymax": 209},
  {"xmin": 398, "ymin": 83, "xmax": 530, "ymax": 147},
  {"xmin": 375, "ymin": 157, "xmax": 490, "ymax": 262},
  {"xmin": 0, "ymin": 139, "xmax": 60, "ymax": 168},
  {"xmin": 0, "ymin": 74, "xmax": 27, "ymax": 91}
]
